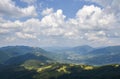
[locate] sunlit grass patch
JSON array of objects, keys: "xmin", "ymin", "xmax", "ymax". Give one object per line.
[
  {"xmin": 57, "ymin": 65, "xmax": 70, "ymax": 73},
  {"xmin": 114, "ymin": 64, "xmax": 120, "ymax": 68},
  {"xmin": 84, "ymin": 66, "xmax": 94, "ymax": 70},
  {"xmin": 37, "ymin": 65, "xmax": 52, "ymax": 72}
]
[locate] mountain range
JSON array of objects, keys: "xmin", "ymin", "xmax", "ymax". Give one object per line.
[
  {"xmin": 44, "ymin": 45, "xmax": 120, "ymax": 65},
  {"xmin": 0, "ymin": 45, "xmax": 120, "ymax": 65},
  {"xmin": 0, "ymin": 45, "xmax": 120, "ymax": 79},
  {"xmin": 0, "ymin": 46, "xmax": 52, "ymax": 64}
]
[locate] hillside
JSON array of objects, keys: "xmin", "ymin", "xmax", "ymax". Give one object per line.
[
  {"xmin": 0, "ymin": 46, "xmax": 49, "ymax": 56},
  {"xmin": 0, "ymin": 51, "xmax": 9, "ymax": 63},
  {"xmin": 0, "ymin": 46, "xmax": 52, "ymax": 64},
  {"xmin": 44, "ymin": 45, "xmax": 120, "ymax": 65},
  {"xmin": 0, "ymin": 45, "xmax": 120, "ymax": 79},
  {"xmin": 71, "ymin": 45, "xmax": 94, "ymax": 54},
  {"xmin": 0, "ymin": 45, "xmax": 120, "ymax": 65},
  {"xmin": 4, "ymin": 53, "xmax": 52, "ymax": 65},
  {"xmin": 0, "ymin": 63, "xmax": 120, "ymax": 79},
  {"xmin": 43, "ymin": 45, "xmax": 94, "ymax": 63},
  {"xmin": 84, "ymin": 45, "xmax": 120, "ymax": 65}
]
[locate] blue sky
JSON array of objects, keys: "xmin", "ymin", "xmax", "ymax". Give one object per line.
[{"xmin": 0, "ymin": 0, "xmax": 120, "ymax": 47}]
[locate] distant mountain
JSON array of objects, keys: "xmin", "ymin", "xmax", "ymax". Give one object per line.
[
  {"xmin": 0, "ymin": 51, "xmax": 9, "ymax": 63},
  {"xmin": 0, "ymin": 46, "xmax": 49, "ymax": 56},
  {"xmin": 43, "ymin": 46, "xmax": 71, "ymax": 52},
  {"xmin": 44, "ymin": 45, "xmax": 120, "ymax": 65},
  {"xmin": 0, "ymin": 46, "xmax": 52, "ymax": 64},
  {"xmin": 44, "ymin": 45, "xmax": 94, "ymax": 63},
  {"xmin": 70, "ymin": 45, "xmax": 94, "ymax": 54},
  {"xmin": 88, "ymin": 45, "xmax": 120, "ymax": 55},
  {"xmin": 84, "ymin": 45, "xmax": 120, "ymax": 65},
  {"xmin": 44, "ymin": 45, "xmax": 94, "ymax": 54},
  {"xmin": 0, "ymin": 45, "xmax": 120, "ymax": 65},
  {"xmin": 4, "ymin": 53, "xmax": 52, "ymax": 65}
]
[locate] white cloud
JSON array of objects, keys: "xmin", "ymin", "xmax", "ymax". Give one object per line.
[
  {"xmin": 84, "ymin": 32, "xmax": 109, "ymax": 43},
  {"xmin": 41, "ymin": 9, "xmax": 66, "ymax": 27},
  {"xmin": 5, "ymin": 37, "xmax": 16, "ymax": 42},
  {"xmin": 75, "ymin": 5, "xmax": 116, "ymax": 29},
  {"xmin": 86, "ymin": 0, "xmax": 120, "ymax": 19},
  {"xmin": 16, "ymin": 32, "xmax": 36, "ymax": 39},
  {"xmin": 64, "ymin": 5, "xmax": 117, "ymax": 44},
  {"xmin": 0, "ymin": 28, "xmax": 9, "ymax": 34},
  {"xmin": 1, "ymin": 20, "xmax": 22, "ymax": 29},
  {"xmin": 0, "ymin": 0, "xmax": 37, "ymax": 18},
  {"xmin": 21, "ymin": 6, "xmax": 37, "ymax": 17},
  {"xmin": 0, "ymin": 4, "xmax": 119, "ymax": 47},
  {"xmin": 97, "ymin": 31, "xmax": 106, "ymax": 36},
  {"xmin": 41, "ymin": 8, "xmax": 54, "ymax": 16},
  {"xmin": 0, "ymin": 17, "xmax": 6, "ymax": 23}
]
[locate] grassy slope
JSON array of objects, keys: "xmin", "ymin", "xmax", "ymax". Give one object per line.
[{"xmin": 0, "ymin": 63, "xmax": 120, "ymax": 79}]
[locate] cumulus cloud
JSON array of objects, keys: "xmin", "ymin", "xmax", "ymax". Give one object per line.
[
  {"xmin": 0, "ymin": 28, "xmax": 9, "ymax": 34},
  {"xmin": 16, "ymin": 32, "xmax": 36, "ymax": 39},
  {"xmin": 0, "ymin": 3, "xmax": 119, "ymax": 47},
  {"xmin": 70, "ymin": 5, "xmax": 116, "ymax": 30},
  {"xmin": 64, "ymin": 5, "xmax": 117, "ymax": 45},
  {"xmin": 41, "ymin": 8, "xmax": 54, "ymax": 16},
  {"xmin": 0, "ymin": 0, "xmax": 37, "ymax": 18},
  {"xmin": 5, "ymin": 37, "xmax": 16, "ymax": 42},
  {"xmin": 86, "ymin": 0, "xmax": 120, "ymax": 20},
  {"xmin": 41, "ymin": 9, "xmax": 66, "ymax": 27}
]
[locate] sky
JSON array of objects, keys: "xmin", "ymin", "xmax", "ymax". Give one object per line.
[{"xmin": 0, "ymin": 0, "xmax": 120, "ymax": 47}]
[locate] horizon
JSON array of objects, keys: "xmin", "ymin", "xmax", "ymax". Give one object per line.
[
  {"xmin": 0, "ymin": 0, "xmax": 120, "ymax": 47},
  {"xmin": 0, "ymin": 44, "xmax": 120, "ymax": 49}
]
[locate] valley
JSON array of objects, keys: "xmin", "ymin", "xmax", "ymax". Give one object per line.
[{"xmin": 0, "ymin": 45, "xmax": 120, "ymax": 79}]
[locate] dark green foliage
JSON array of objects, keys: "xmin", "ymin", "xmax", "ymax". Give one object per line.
[
  {"xmin": 0, "ymin": 66, "xmax": 37, "ymax": 79},
  {"xmin": 23, "ymin": 60, "xmax": 45, "ymax": 68},
  {"xmin": 0, "ymin": 62, "xmax": 120, "ymax": 79},
  {"xmin": 57, "ymin": 65, "xmax": 120, "ymax": 79},
  {"xmin": 34, "ymin": 64, "xmax": 120, "ymax": 79}
]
